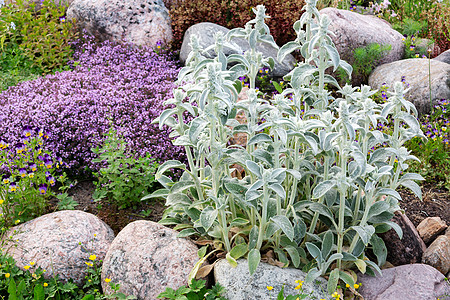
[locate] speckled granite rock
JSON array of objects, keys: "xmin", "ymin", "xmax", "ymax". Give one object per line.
[
  {"xmin": 369, "ymin": 58, "xmax": 450, "ymax": 116},
  {"xmin": 3, "ymin": 210, "xmax": 114, "ymax": 284},
  {"xmin": 434, "ymin": 49, "xmax": 450, "ymax": 64},
  {"xmin": 101, "ymin": 220, "xmax": 199, "ymax": 299},
  {"xmin": 422, "ymin": 235, "xmax": 450, "ymax": 275},
  {"xmin": 319, "ymin": 8, "xmax": 404, "ymax": 67},
  {"xmin": 214, "ymin": 259, "xmax": 329, "ymax": 300},
  {"xmin": 180, "ymin": 22, "xmax": 296, "ymax": 77},
  {"xmin": 358, "ymin": 264, "xmax": 450, "ymax": 300},
  {"xmin": 67, "ymin": 0, "xmax": 172, "ymax": 47}
]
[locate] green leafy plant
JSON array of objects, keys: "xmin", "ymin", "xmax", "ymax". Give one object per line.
[
  {"xmin": 157, "ymin": 279, "xmax": 227, "ymax": 300},
  {"xmin": 338, "ymin": 43, "xmax": 391, "ymax": 85},
  {"xmin": 0, "ymin": 0, "xmax": 78, "ymax": 74},
  {"xmin": 0, "ymin": 126, "xmax": 71, "ymax": 228},
  {"xmin": 148, "ymin": 1, "xmax": 424, "ymax": 296},
  {"xmin": 91, "ymin": 127, "xmax": 159, "ymax": 209}
]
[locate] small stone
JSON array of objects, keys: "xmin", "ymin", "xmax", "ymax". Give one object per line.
[
  {"xmin": 422, "ymin": 235, "xmax": 450, "ymax": 275},
  {"xmin": 417, "ymin": 217, "xmax": 447, "ymax": 244},
  {"xmin": 101, "ymin": 220, "xmax": 199, "ymax": 299},
  {"xmin": 214, "ymin": 259, "xmax": 329, "ymax": 300},
  {"xmin": 3, "ymin": 210, "xmax": 114, "ymax": 284},
  {"xmin": 358, "ymin": 264, "xmax": 450, "ymax": 300},
  {"xmin": 434, "ymin": 49, "xmax": 450, "ymax": 65}
]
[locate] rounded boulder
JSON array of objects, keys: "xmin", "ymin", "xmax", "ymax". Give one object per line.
[
  {"xmin": 3, "ymin": 210, "xmax": 115, "ymax": 284},
  {"xmin": 101, "ymin": 220, "xmax": 199, "ymax": 299}
]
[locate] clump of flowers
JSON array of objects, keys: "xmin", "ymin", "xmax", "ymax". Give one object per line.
[
  {"xmin": 0, "ymin": 36, "xmax": 185, "ymax": 174},
  {"xmin": 0, "ymin": 125, "xmax": 70, "ymax": 227}
]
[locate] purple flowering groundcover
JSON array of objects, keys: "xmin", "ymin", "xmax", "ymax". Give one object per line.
[{"xmin": 0, "ymin": 37, "xmax": 185, "ymax": 174}]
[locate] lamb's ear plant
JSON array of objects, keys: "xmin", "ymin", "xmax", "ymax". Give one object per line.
[{"xmin": 146, "ymin": 1, "xmax": 425, "ymax": 295}]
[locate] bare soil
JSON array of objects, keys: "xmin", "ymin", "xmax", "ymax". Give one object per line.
[{"xmin": 49, "ymin": 180, "xmax": 450, "ymax": 235}]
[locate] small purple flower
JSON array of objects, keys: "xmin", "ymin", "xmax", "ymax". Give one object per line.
[
  {"xmin": 28, "ymin": 162, "xmax": 37, "ymax": 172},
  {"xmin": 18, "ymin": 168, "xmax": 27, "ymax": 178},
  {"xmin": 9, "ymin": 182, "xmax": 17, "ymax": 192},
  {"xmin": 45, "ymin": 171, "xmax": 51, "ymax": 177},
  {"xmin": 22, "ymin": 125, "xmax": 33, "ymax": 137},
  {"xmin": 156, "ymin": 40, "xmax": 162, "ymax": 49},
  {"xmin": 47, "ymin": 176, "xmax": 56, "ymax": 186},
  {"xmin": 15, "ymin": 142, "xmax": 25, "ymax": 154},
  {"xmin": 38, "ymin": 183, "xmax": 48, "ymax": 195},
  {"xmin": 2, "ymin": 175, "xmax": 10, "ymax": 184},
  {"xmin": 0, "ymin": 140, "xmax": 7, "ymax": 149},
  {"xmin": 59, "ymin": 16, "xmax": 66, "ymax": 23},
  {"xmin": 44, "ymin": 159, "xmax": 52, "ymax": 169}
]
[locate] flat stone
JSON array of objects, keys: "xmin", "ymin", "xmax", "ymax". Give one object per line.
[
  {"xmin": 3, "ymin": 210, "xmax": 114, "ymax": 284},
  {"xmin": 434, "ymin": 49, "xmax": 450, "ymax": 65},
  {"xmin": 369, "ymin": 58, "xmax": 450, "ymax": 116},
  {"xmin": 101, "ymin": 220, "xmax": 199, "ymax": 299},
  {"xmin": 179, "ymin": 22, "xmax": 296, "ymax": 77},
  {"xmin": 214, "ymin": 259, "xmax": 329, "ymax": 300},
  {"xmin": 379, "ymin": 212, "xmax": 426, "ymax": 265},
  {"xmin": 67, "ymin": 0, "xmax": 172, "ymax": 47},
  {"xmin": 422, "ymin": 235, "xmax": 450, "ymax": 275},
  {"xmin": 358, "ymin": 264, "xmax": 450, "ymax": 300},
  {"xmin": 417, "ymin": 217, "xmax": 447, "ymax": 244}
]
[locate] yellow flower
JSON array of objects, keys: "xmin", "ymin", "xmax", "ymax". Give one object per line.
[
  {"xmin": 0, "ymin": 199, "xmax": 3, "ymax": 205},
  {"xmin": 24, "ymin": 265, "xmax": 30, "ymax": 270},
  {"xmin": 14, "ymin": 220, "xmax": 20, "ymax": 225},
  {"xmin": 85, "ymin": 262, "xmax": 93, "ymax": 267},
  {"xmin": 354, "ymin": 283, "xmax": 360, "ymax": 289},
  {"xmin": 105, "ymin": 278, "xmax": 111, "ymax": 283},
  {"xmin": 5, "ymin": 273, "xmax": 10, "ymax": 278},
  {"xmin": 29, "ymin": 261, "xmax": 35, "ymax": 266},
  {"xmin": 89, "ymin": 254, "xmax": 96, "ymax": 261},
  {"xmin": 43, "ymin": 282, "xmax": 48, "ymax": 287},
  {"xmin": 346, "ymin": 283, "xmax": 350, "ymax": 288},
  {"xmin": 267, "ymin": 286, "xmax": 273, "ymax": 291}
]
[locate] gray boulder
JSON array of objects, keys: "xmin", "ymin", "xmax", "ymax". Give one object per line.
[
  {"xmin": 358, "ymin": 264, "xmax": 450, "ymax": 300},
  {"xmin": 422, "ymin": 235, "xmax": 450, "ymax": 275},
  {"xmin": 435, "ymin": 49, "xmax": 450, "ymax": 65},
  {"xmin": 101, "ymin": 220, "xmax": 199, "ymax": 299},
  {"xmin": 319, "ymin": 8, "xmax": 404, "ymax": 67},
  {"xmin": 179, "ymin": 22, "xmax": 297, "ymax": 77},
  {"xmin": 369, "ymin": 58, "xmax": 450, "ymax": 116},
  {"xmin": 3, "ymin": 210, "xmax": 114, "ymax": 284},
  {"xmin": 67, "ymin": 0, "xmax": 172, "ymax": 47},
  {"xmin": 214, "ymin": 259, "xmax": 329, "ymax": 300}
]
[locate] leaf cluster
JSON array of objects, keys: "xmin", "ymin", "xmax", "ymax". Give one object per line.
[
  {"xmin": 0, "ymin": 0, "xmax": 78, "ymax": 74},
  {"xmin": 150, "ymin": 1, "xmax": 425, "ymax": 296},
  {"xmin": 157, "ymin": 279, "xmax": 227, "ymax": 300},
  {"xmin": 91, "ymin": 127, "xmax": 160, "ymax": 209}
]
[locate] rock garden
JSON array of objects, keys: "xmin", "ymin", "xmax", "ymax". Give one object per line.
[{"xmin": 0, "ymin": 0, "xmax": 450, "ymax": 299}]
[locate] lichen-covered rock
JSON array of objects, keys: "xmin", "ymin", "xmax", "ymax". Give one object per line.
[
  {"xmin": 369, "ymin": 58, "xmax": 450, "ymax": 116},
  {"xmin": 3, "ymin": 210, "xmax": 114, "ymax": 284},
  {"xmin": 179, "ymin": 22, "xmax": 296, "ymax": 77},
  {"xmin": 319, "ymin": 8, "xmax": 404, "ymax": 67},
  {"xmin": 101, "ymin": 220, "xmax": 199, "ymax": 299},
  {"xmin": 434, "ymin": 49, "xmax": 450, "ymax": 65},
  {"xmin": 417, "ymin": 217, "xmax": 447, "ymax": 244},
  {"xmin": 379, "ymin": 212, "xmax": 426, "ymax": 265},
  {"xmin": 358, "ymin": 264, "xmax": 450, "ymax": 300},
  {"xmin": 67, "ymin": 0, "xmax": 172, "ymax": 47},
  {"xmin": 422, "ymin": 235, "xmax": 450, "ymax": 275},
  {"xmin": 214, "ymin": 259, "xmax": 329, "ymax": 300}
]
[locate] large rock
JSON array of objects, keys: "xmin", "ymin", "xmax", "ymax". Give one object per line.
[
  {"xmin": 422, "ymin": 235, "xmax": 450, "ymax": 275},
  {"xmin": 434, "ymin": 49, "xmax": 450, "ymax": 65},
  {"xmin": 369, "ymin": 58, "xmax": 450, "ymax": 116},
  {"xmin": 101, "ymin": 220, "xmax": 199, "ymax": 299},
  {"xmin": 214, "ymin": 259, "xmax": 329, "ymax": 300},
  {"xmin": 3, "ymin": 211, "xmax": 114, "ymax": 284},
  {"xmin": 67, "ymin": 0, "xmax": 172, "ymax": 47},
  {"xmin": 179, "ymin": 22, "xmax": 296, "ymax": 77},
  {"xmin": 358, "ymin": 264, "xmax": 450, "ymax": 300},
  {"xmin": 319, "ymin": 8, "xmax": 404, "ymax": 67},
  {"xmin": 379, "ymin": 212, "xmax": 426, "ymax": 265},
  {"xmin": 417, "ymin": 216, "xmax": 447, "ymax": 244}
]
